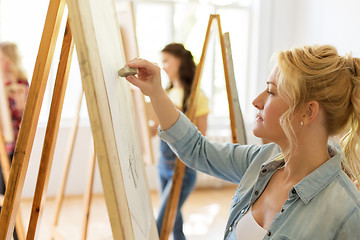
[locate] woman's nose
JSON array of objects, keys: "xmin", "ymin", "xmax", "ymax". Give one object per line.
[{"xmin": 252, "ymin": 92, "xmax": 265, "ymax": 110}]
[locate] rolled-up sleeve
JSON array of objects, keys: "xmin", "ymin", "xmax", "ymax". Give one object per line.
[{"xmin": 159, "ymin": 111, "xmax": 263, "ymax": 183}]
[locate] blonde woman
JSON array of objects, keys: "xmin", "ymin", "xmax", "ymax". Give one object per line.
[
  {"xmin": 125, "ymin": 45, "xmax": 360, "ymax": 239},
  {"xmin": 0, "ymin": 42, "xmax": 28, "ymax": 240}
]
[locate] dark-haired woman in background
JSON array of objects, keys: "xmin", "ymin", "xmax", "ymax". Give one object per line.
[{"xmin": 155, "ymin": 43, "xmax": 210, "ymax": 240}]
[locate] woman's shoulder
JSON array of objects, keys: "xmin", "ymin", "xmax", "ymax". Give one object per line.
[
  {"xmin": 167, "ymin": 87, "xmax": 183, "ymax": 108},
  {"xmin": 324, "ymin": 174, "xmax": 360, "ymax": 236},
  {"xmin": 247, "ymin": 142, "xmax": 282, "ymax": 165},
  {"xmin": 335, "ymin": 171, "xmax": 360, "ymax": 209},
  {"xmin": 236, "ymin": 142, "xmax": 282, "ymax": 175},
  {"xmin": 313, "ymin": 170, "xmax": 360, "ymax": 230},
  {"xmin": 167, "ymin": 87, "xmax": 183, "ymax": 97},
  {"xmin": 195, "ymin": 89, "xmax": 210, "ymax": 116},
  {"xmin": 198, "ymin": 89, "xmax": 208, "ymax": 101}
]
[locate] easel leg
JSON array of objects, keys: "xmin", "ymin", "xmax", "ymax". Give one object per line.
[
  {"xmin": 223, "ymin": 32, "xmax": 247, "ymax": 145},
  {"xmin": 0, "ymin": 133, "xmax": 25, "ymax": 240},
  {"xmin": 159, "ymin": 160, "xmax": 186, "ymax": 240},
  {"xmin": 26, "ymin": 18, "xmax": 74, "ymax": 239},
  {"xmin": 80, "ymin": 146, "xmax": 96, "ymax": 240},
  {"xmin": 50, "ymin": 88, "xmax": 83, "ymax": 239},
  {"xmin": 216, "ymin": 15, "xmax": 238, "ymax": 144}
]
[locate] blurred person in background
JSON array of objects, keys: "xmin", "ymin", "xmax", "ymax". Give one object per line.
[
  {"xmin": 0, "ymin": 42, "xmax": 29, "ymax": 240},
  {"xmin": 149, "ymin": 43, "xmax": 210, "ymax": 240}
]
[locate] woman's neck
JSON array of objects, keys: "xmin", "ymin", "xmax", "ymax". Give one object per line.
[
  {"xmin": 278, "ymin": 135, "xmax": 331, "ymax": 185},
  {"xmin": 171, "ymin": 77, "xmax": 182, "ymax": 88}
]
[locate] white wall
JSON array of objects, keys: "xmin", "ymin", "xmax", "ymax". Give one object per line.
[
  {"xmin": 254, "ymin": 0, "xmax": 360, "ymax": 97},
  {"xmin": 291, "ymin": 0, "xmax": 360, "ymax": 56}
]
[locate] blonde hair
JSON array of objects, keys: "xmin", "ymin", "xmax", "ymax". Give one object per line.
[
  {"xmin": 0, "ymin": 42, "xmax": 27, "ymax": 80},
  {"xmin": 276, "ymin": 45, "xmax": 360, "ymax": 185}
]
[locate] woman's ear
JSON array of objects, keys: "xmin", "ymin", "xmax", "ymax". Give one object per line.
[{"xmin": 302, "ymin": 100, "xmax": 320, "ymax": 125}]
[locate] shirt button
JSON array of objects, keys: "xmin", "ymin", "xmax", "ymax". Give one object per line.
[
  {"xmin": 292, "ymin": 189, "xmax": 296, "ymax": 194},
  {"xmin": 254, "ymin": 191, "xmax": 259, "ymax": 195},
  {"xmin": 267, "ymin": 231, "xmax": 272, "ymax": 236},
  {"xmin": 241, "ymin": 209, "xmax": 245, "ymax": 214},
  {"xmin": 229, "ymin": 226, "xmax": 233, "ymax": 231},
  {"xmin": 280, "ymin": 208, "xmax": 285, "ymax": 212},
  {"xmin": 262, "ymin": 168, "xmax": 267, "ymax": 173}
]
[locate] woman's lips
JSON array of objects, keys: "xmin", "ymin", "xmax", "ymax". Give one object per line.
[{"xmin": 256, "ymin": 114, "xmax": 263, "ymax": 122}]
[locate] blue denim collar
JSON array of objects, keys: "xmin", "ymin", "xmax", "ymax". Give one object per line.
[
  {"xmin": 260, "ymin": 153, "xmax": 284, "ymax": 170},
  {"xmin": 295, "ymin": 148, "xmax": 342, "ymax": 204},
  {"xmin": 261, "ymin": 146, "xmax": 342, "ymax": 204}
]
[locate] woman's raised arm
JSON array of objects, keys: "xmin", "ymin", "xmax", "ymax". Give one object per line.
[{"xmin": 126, "ymin": 58, "xmax": 179, "ymax": 131}]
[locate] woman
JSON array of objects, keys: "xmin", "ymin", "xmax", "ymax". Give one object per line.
[
  {"xmin": 0, "ymin": 42, "xmax": 29, "ymax": 158},
  {"xmin": 126, "ymin": 44, "xmax": 360, "ymax": 239},
  {"xmin": 0, "ymin": 42, "xmax": 29, "ymax": 240},
  {"xmin": 151, "ymin": 43, "xmax": 209, "ymax": 240}
]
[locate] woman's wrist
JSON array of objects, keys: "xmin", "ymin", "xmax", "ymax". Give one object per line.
[
  {"xmin": 149, "ymin": 88, "xmax": 180, "ymax": 131},
  {"xmin": 149, "ymin": 87, "xmax": 167, "ymax": 102}
]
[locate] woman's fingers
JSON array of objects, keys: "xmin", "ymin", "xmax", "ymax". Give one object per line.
[
  {"xmin": 126, "ymin": 75, "xmax": 154, "ymax": 96},
  {"xmin": 127, "ymin": 58, "xmax": 146, "ymax": 68},
  {"xmin": 127, "ymin": 58, "xmax": 159, "ymax": 75},
  {"xmin": 126, "ymin": 75, "xmax": 142, "ymax": 88},
  {"xmin": 125, "ymin": 58, "xmax": 162, "ymax": 97}
]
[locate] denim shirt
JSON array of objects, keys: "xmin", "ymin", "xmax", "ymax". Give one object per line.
[{"xmin": 158, "ymin": 112, "xmax": 360, "ymax": 240}]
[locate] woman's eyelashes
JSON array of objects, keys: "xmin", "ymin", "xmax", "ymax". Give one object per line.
[{"xmin": 266, "ymin": 89, "xmax": 275, "ymax": 96}]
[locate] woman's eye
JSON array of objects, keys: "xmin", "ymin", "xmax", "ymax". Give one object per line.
[{"xmin": 266, "ymin": 90, "xmax": 274, "ymax": 95}]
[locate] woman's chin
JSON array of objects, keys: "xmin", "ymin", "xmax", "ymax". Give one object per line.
[
  {"xmin": 252, "ymin": 126, "xmax": 263, "ymax": 138},
  {"xmin": 253, "ymin": 129, "xmax": 275, "ymax": 144}
]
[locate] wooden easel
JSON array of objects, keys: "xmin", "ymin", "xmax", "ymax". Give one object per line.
[
  {"xmin": 0, "ymin": 0, "xmax": 158, "ymax": 239},
  {"xmin": 160, "ymin": 14, "xmax": 247, "ymax": 240},
  {"xmin": 51, "ymin": 2, "xmax": 153, "ymax": 238}
]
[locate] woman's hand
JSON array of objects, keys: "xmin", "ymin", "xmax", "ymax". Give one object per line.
[
  {"xmin": 125, "ymin": 58, "xmax": 164, "ymax": 97},
  {"xmin": 125, "ymin": 58, "xmax": 180, "ymax": 131}
]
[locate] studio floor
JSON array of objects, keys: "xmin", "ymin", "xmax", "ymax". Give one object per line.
[{"xmin": 20, "ymin": 185, "xmax": 237, "ymax": 239}]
